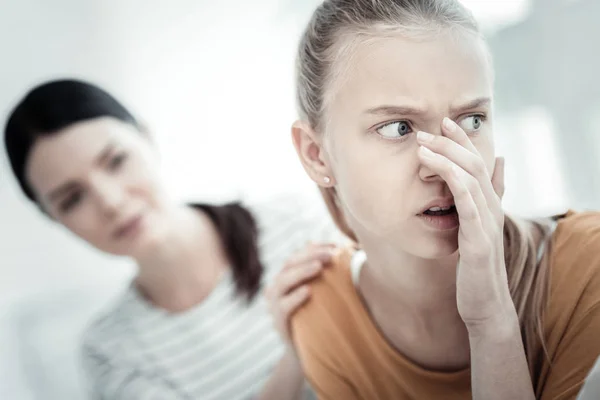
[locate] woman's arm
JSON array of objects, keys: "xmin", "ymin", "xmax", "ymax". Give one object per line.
[
  {"xmin": 255, "ymin": 351, "xmax": 307, "ymax": 400},
  {"xmin": 262, "ymin": 243, "xmax": 337, "ymax": 400},
  {"xmin": 468, "ymin": 307, "xmax": 535, "ymax": 400}
]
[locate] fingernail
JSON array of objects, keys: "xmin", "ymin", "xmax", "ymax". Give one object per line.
[
  {"xmin": 417, "ymin": 131, "xmax": 434, "ymax": 143},
  {"xmin": 419, "ymin": 145, "xmax": 435, "ymax": 158},
  {"xmin": 443, "ymin": 117, "xmax": 456, "ymax": 132}
]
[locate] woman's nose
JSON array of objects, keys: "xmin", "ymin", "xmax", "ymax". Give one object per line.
[
  {"xmin": 416, "ymin": 131, "xmax": 444, "ymax": 183},
  {"xmin": 93, "ymin": 178, "xmax": 126, "ymax": 218}
]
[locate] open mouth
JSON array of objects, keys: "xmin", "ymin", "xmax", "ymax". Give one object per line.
[
  {"xmin": 418, "ymin": 201, "xmax": 459, "ymax": 230},
  {"xmin": 422, "ymin": 205, "xmax": 457, "ymax": 216}
]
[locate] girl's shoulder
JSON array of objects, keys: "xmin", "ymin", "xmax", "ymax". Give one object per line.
[{"xmin": 552, "ymin": 210, "xmax": 600, "ymax": 267}]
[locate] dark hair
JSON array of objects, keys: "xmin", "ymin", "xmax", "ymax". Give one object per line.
[{"xmin": 3, "ymin": 79, "xmax": 264, "ymax": 301}]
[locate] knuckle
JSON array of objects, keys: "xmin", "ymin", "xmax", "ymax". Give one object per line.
[
  {"xmin": 281, "ymin": 302, "xmax": 292, "ymax": 316},
  {"xmin": 472, "ymin": 158, "xmax": 486, "ymax": 176},
  {"xmin": 495, "ymin": 211, "xmax": 505, "ymax": 226},
  {"xmin": 291, "ymin": 269, "xmax": 306, "ymax": 283},
  {"xmin": 431, "ymin": 135, "xmax": 445, "ymax": 148},
  {"xmin": 442, "ymin": 157, "xmax": 455, "ymax": 172},
  {"xmin": 463, "ymin": 208, "xmax": 479, "ymax": 221},
  {"xmin": 455, "ymin": 183, "xmax": 470, "ymax": 199},
  {"xmin": 465, "ymin": 175, "xmax": 479, "ymax": 193},
  {"xmin": 475, "ymin": 240, "xmax": 492, "ymax": 258},
  {"xmin": 460, "ymin": 183, "xmax": 472, "ymax": 197}
]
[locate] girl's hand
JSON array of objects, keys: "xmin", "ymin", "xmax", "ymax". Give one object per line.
[{"xmin": 416, "ymin": 118, "xmax": 514, "ymax": 334}]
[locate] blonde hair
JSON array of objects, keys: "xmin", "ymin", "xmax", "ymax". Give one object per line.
[{"xmin": 295, "ymin": 0, "xmax": 555, "ymax": 389}]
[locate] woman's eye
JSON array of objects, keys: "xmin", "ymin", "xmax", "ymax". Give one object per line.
[
  {"xmin": 108, "ymin": 153, "xmax": 128, "ymax": 171},
  {"xmin": 376, "ymin": 121, "xmax": 412, "ymax": 139},
  {"xmin": 59, "ymin": 191, "xmax": 84, "ymax": 213},
  {"xmin": 458, "ymin": 115, "xmax": 485, "ymax": 133}
]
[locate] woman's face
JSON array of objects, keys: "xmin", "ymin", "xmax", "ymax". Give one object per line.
[
  {"xmin": 300, "ymin": 31, "xmax": 496, "ymax": 259},
  {"xmin": 26, "ymin": 117, "xmax": 173, "ymax": 257}
]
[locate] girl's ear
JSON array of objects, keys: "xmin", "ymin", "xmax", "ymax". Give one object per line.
[{"xmin": 291, "ymin": 120, "xmax": 336, "ymax": 187}]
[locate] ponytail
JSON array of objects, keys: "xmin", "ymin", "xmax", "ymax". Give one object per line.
[{"xmin": 194, "ymin": 202, "xmax": 263, "ymax": 302}]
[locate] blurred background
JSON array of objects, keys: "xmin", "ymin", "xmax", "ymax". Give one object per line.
[{"xmin": 0, "ymin": 0, "xmax": 597, "ymax": 398}]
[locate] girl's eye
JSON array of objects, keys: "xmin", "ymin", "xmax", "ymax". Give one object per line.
[
  {"xmin": 458, "ymin": 115, "xmax": 485, "ymax": 133},
  {"xmin": 376, "ymin": 121, "xmax": 412, "ymax": 139}
]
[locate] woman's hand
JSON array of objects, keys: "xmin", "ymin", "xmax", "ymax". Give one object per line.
[
  {"xmin": 264, "ymin": 243, "xmax": 336, "ymax": 350},
  {"xmin": 416, "ymin": 117, "xmax": 515, "ymax": 334}
]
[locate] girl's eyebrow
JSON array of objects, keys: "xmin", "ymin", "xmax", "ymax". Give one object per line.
[
  {"xmin": 364, "ymin": 104, "xmax": 428, "ymax": 117},
  {"xmin": 364, "ymin": 97, "xmax": 491, "ymax": 117},
  {"xmin": 449, "ymin": 97, "xmax": 491, "ymax": 114}
]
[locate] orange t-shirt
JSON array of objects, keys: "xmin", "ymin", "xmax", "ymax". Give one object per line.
[{"xmin": 292, "ymin": 211, "xmax": 600, "ymax": 400}]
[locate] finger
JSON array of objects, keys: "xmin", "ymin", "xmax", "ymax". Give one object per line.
[
  {"xmin": 418, "ymin": 145, "xmax": 489, "ymax": 229},
  {"xmin": 285, "ymin": 247, "xmax": 335, "ymax": 268},
  {"xmin": 418, "ymin": 123, "xmax": 499, "ymax": 209},
  {"xmin": 420, "ymin": 118, "xmax": 502, "ymax": 215},
  {"xmin": 417, "ymin": 130, "xmax": 481, "ymax": 174},
  {"xmin": 274, "ymin": 261, "xmax": 323, "ymax": 297},
  {"xmin": 279, "ymin": 285, "xmax": 312, "ymax": 321},
  {"xmin": 491, "ymin": 156, "xmax": 505, "ymax": 199},
  {"xmin": 419, "ymin": 146, "xmax": 487, "ymax": 237},
  {"xmin": 263, "ymin": 285, "xmax": 272, "ymax": 300},
  {"xmin": 416, "ymin": 130, "xmax": 488, "ymax": 181},
  {"xmin": 417, "ymin": 130, "xmax": 498, "ymax": 209},
  {"xmin": 441, "ymin": 117, "xmax": 480, "ymax": 156}
]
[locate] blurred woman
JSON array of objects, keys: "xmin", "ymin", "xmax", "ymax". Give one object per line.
[{"xmin": 3, "ymin": 79, "xmax": 343, "ymax": 399}]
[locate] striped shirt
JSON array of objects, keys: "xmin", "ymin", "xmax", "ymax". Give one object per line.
[{"xmin": 81, "ymin": 193, "xmax": 344, "ymax": 400}]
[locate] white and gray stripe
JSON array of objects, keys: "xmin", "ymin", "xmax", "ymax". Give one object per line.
[{"xmin": 81, "ymin": 192, "xmax": 345, "ymax": 399}]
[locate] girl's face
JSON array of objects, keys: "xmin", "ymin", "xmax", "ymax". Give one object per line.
[
  {"xmin": 26, "ymin": 117, "xmax": 174, "ymax": 258},
  {"xmin": 296, "ymin": 31, "xmax": 496, "ymax": 259}
]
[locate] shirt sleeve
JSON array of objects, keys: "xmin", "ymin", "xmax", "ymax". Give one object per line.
[
  {"xmin": 291, "ymin": 265, "xmax": 362, "ymax": 400},
  {"xmin": 293, "ymin": 322, "xmax": 361, "ymax": 400},
  {"xmin": 539, "ymin": 213, "xmax": 600, "ymax": 399},
  {"xmin": 540, "ymin": 303, "xmax": 600, "ymax": 399}
]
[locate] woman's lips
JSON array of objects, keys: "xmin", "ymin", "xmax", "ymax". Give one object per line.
[{"xmin": 114, "ymin": 215, "xmax": 144, "ymax": 239}]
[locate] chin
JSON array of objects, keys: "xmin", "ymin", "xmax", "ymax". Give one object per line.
[
  {"xmin": 105, "ymin": 228, "xmax": 161, "ymax": 259},
  {"xmin": 413, "ymin": 233, "xmax": 459, "ymax": 260},
  {"xmin": 126, "ymin": 234, "xmax": 163, "ymax": 259}
]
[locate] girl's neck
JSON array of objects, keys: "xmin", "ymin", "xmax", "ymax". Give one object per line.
[
  {"xmin": 358, "ymin": 241, "xmax": 459, "ymax": 314},
  {"xmin": 357, "ymin": 242, "xmax": 471, "ymax": 371}
]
